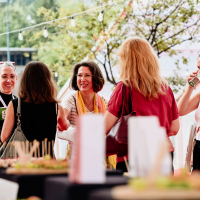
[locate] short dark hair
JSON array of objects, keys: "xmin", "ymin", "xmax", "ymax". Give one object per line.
[
  {"xmin": 70, "ymin": 61, "xmax": 105, "ymax": 93},
  {"xmin": 18, "ymin": 61, "xmax": 58, "ymax": 104}
]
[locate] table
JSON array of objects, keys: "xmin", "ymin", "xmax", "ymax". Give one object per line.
[
  {"xmin": 106, "ymin": 169, "xmax": 123, "ymax": 176},
  {"xmin": 88, "ymin": 186, "xmax": 200, "ymax": 200},
  {"xmin": 0, "ymin": 170, "xmax": 67, "ymax": 199},
  {"xmin": 45, "ymin": 176, "xmax": 129, "ymax": 200},
  {"xmin": 89, "ymin": 189, "xmax": 113, "ymax": 200},
  {"xmin": 0, "ymin": 168, "xmax": 122, "ymax": 199}
]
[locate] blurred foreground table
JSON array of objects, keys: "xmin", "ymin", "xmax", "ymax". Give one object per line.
[
  {"xmin": 89, "ymin": 185, "xmax": 200, "ymax": 200},
  {"xmin": 45, "ymin": 176, "xmax": 129, "ymax": 200},
  {"xmin": 0, "ymin": 170, "xmax": 67, "ymax": 199}
]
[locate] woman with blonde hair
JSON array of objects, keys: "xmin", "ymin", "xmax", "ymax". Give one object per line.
[{"xmin": 104, "ymin": 36, "xmax": 180, "ymax": 172}]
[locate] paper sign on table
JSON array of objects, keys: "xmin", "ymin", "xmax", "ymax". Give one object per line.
[
  {"xmin": 69, "ymin": 114, "xmax": 105, "ymax": 183},
  {"xmin": 0, "ymin": 178, "xmax": 19, "ymax": 200},
  {"xmin": 128, "ymin": 116, "xmax": 172, "ymax": 178}
]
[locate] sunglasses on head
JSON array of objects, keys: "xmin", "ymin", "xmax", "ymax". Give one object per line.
[{"xmin": 0, "ymin": 62, "xmax": 16, "ymax": 70}]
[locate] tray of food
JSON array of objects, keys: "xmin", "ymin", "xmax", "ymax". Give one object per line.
[
  {"xmin": 112, "ymin": 172, "xmax": 200, "ymax": 200},
  {"xmin": 6, "ymin": 158, "xmax": 69, "ymax": 174}
]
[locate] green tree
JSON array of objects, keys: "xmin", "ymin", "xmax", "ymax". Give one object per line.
[
  {"xmin": 28, "ymin": 0, "xmax": 200, "ymax": 89},
  {"xmin": 0, "ymin": 0, "xmax": 59, "ymax": 47},
  {"xmin": 0, "ymin": 3, "xmax": 30, "ymax": 47}
]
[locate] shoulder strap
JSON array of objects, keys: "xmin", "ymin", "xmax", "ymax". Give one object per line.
[
  {"xmin": 72, "ymin": 95, "xmax": 78, "ymax": 115},
  {"xmin": 128, "ymin": 86, "xmax": 133, "ymax": 113},
  {"xmin": 17, "ymin": 97, "xmax": 21, "ymax": 114},
  {"xmin": 16, "ymin": 97, "xmax": 21, "ymax": 126},
  {"xmin": 121, "ymin": 84, "xmax": 134, "ymax": 117},
  {"xmin": 120, "ymin": 84, "xmax": 126, "ymax": 117}
]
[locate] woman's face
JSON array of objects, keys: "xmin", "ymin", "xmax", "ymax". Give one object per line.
[
  {"xmin": 77, "ymin": 66, "xmax": 93, "ymax": 93},
  {"xmin": 0, "ymin": 66, "xmax": 17, "ymax": 94}
]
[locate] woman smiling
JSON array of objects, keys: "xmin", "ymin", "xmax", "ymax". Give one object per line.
[
  {"xmin": 0, "ymin": 62, "xmax": 17, "ymax": 136},
  {"xmin": 59, "ymin": 61, "xmax": 116, "ymax": 168},
  {"xmin": 61, "ymin": 61, "xmax": 106, "ymax": 127}
]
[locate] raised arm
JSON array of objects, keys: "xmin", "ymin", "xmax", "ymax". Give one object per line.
[
  {"xmin": 1, "ymin": 102, "xmax": 15, "ymax": 143},
  {"xmin": 178, "ymin": 70, "xmax": 200, "ymax": 116}
]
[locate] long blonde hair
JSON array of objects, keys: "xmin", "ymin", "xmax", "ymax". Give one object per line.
[{"xmin": 118, "ymin": 36, "xmax": 168, "ymax": 100}]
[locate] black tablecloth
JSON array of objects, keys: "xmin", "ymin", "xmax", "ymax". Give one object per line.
[
  {"xmin": 0, "ymin": 167, "xmax": 6, "ymax": 175},
  {"xmin": 106, "ymin": 169, "xmax": 123, "ymax": 176},
  {"xmin": 89, "ymin": 189, "xmax": 113, "ymax": 200},
  {"xmin": 45, "ymin": 176, "xmax": 129, "ymax": 200},
  {"xmin": 0, "ymin": 170, "xmax": 67, "ymax": 199}
]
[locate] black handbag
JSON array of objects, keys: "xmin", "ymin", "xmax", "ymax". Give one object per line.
[{"xmin": 106, "ymin": 84, "xmax": 136, "ymax": 157}]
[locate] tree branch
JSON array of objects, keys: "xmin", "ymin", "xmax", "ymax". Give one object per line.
[
  {"xmin": 106, "ymin": 40, "xmax": 116, "ymax": 85},
  {"xmin": 156, "ymin": 0, "xmax": 183, "ymax": 26},
  {"xmin": 158, "ymin": 37, "xmax": 192, "ymax": 55},
  {"xmin": 149, "ymin": 0, "xmax": 183, "ymax": 44},
  {"xmin": 153, "ymin": 19, "xmax": 200, "ymax": 48}
]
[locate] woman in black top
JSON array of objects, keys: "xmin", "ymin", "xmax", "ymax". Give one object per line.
[
  {"xmin": 1, "ymin": 61, "xmax": 69, "ymax": 153},
  {"xmin": 0, "ymin": 62, "xmax": 17, "ymax": 135}
]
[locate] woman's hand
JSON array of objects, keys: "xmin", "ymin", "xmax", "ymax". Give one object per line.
[
  {"xmin": 57, "ymin": 119, "xmax": 70, "ymax": 131},
  {"xmin": 188, "ymin": 70, "xmax": 200, "ymax": 89},
  {"xmin": 57, "ymin": 104, "xmax": 70, "ymax": 131},
  {"xmin": 178, "ymin": 70, "xmax": 200, "ymax": 116},
  {"xmin": 188, "ymin": 70, "xmax": 198, "ymax": 83}
]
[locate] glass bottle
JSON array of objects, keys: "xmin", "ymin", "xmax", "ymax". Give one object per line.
[{"xmin": 189, "ymin": 72, "xmax": 200, "ymax": 87}]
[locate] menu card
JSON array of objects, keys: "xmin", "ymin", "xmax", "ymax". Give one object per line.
[
  {"xmin": 69, "ymin": 114, "xmax": 105, "ymax": 183},
  {"xmin": 0, "ymin": 178, "xmax": 19, "ymax": 200},
  {"xmin": 128, "ymin": 116, "xmax": 172, "ymax": 178}
]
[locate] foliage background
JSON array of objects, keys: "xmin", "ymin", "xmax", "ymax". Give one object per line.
[{"xmin": 1, "ymin": 0, "xmax": 200, "ymax": 91}]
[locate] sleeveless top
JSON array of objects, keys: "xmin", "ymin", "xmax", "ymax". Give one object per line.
[
  {"xmin": 195, "ymin": 103, "xmax": 200, "ymax": 140},
  {"xmin": 12, "ymin": 99, "xmax": 57, "ymax": 142}
]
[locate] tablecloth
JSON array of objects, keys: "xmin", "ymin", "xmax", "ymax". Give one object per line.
[{"xmin": 45, "ymin": 176, "xmax": 129, "ymax": 200}]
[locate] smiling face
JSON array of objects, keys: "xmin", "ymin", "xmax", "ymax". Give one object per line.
[
  {"xmin": 77, "ymin": 66, "xmax": 93, "ymax": 93},
  {"xmin": 0, "ymin": 66, "xmax": 17, "ymax": 94}
]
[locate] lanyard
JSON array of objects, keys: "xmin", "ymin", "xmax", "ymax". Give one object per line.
[{"xmin": 0, "ymin": 94, "xmax": 15, "ymax": 108}]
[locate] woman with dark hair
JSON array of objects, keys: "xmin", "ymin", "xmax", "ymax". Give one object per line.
[
  {"xmin": 60, "ymin": 61, "xmax": 116, "ymax": 168},
  {"xmin": 62, "ymin": 61, "xmax": 106, "ymax": 126},
  {"xmin": 1, "ymin": 61, "xmax": 69, "ymax": 155}
]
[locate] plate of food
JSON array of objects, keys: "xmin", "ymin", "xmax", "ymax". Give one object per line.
[
  {"xmin": 112, "ymin": 172, "xmax": 200, "ymax": 200},
  {"xmin": 6, "ymin": 156, "xmax": 69, "ymax": 174}
]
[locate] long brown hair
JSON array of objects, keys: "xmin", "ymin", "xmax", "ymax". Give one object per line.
[
  {"xmin": 18, "ymin": 61, "xmax": 58, "ymax": 104},
  {"xmin": 118, "ymin": 36, "xmax": 168, "ymax": 100}
]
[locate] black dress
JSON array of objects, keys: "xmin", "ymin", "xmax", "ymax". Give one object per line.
[
  {"xmin": 0, "ymin": 92, "xmax": 16, "ymax": 135},
  {"xmin": 12, "ymin": 99, "xmax": 57, "ymax": 156},
  {"xmin": 193, "ymin": 140, "xmax": 200, "ymax": 170}
]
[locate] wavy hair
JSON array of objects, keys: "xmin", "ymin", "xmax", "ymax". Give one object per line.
[
  {"xmin": 18, "ymin": 61, "xmax": 58, "ymax": 104},
  {"xmin": 70, "ymin": 61, "xmax": 105, "ymax": 93},
  {"xmin": 118, "ymin": 36, "xmax": 168, "ymax": 100}
]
